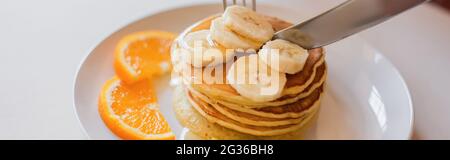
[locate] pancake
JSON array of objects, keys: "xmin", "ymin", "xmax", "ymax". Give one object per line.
[
  {"xmin": 189, "ymin": 84, "xmax": 323, "ymax": 126},
  {"xmin": 173, "ymin": 84, "xmax": 319, "ymax": 139},
  {"xmin": 172, "ymin": 14, "xmax": 326, "ymax": 105},
  {"xmin": 187, "ymin": 87, "xmax": 322, "ymax": 136},
  {"xmin": 190, "ymin": 82, "xmax": 323, "ymax": 120},
  {"xmin": 171, "ymin": 14, "xmax": 327, "ymax": 139},
  {"xmin": 188, "ymin": 49, "xmax": 325, "ymax": 106},
  {"xmin": 189, "ymin": 88, "xmax": 306, "ymax": 127},
  {"xmin": 210, "ymin": 63, "xmax": 327, "ymax": 108}
]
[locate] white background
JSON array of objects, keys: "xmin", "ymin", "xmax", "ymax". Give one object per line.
[{"xmin": 1, "ymin": 0, "xmax": 449, "ymax": 139}]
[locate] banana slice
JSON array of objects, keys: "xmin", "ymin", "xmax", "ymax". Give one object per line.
[
  {"xmin": 180, "ymin": 30, "xmax": 234, "ymax": 67},
  {"xmin": 227, "ymin": 54, "xmax": 287, "ymax": 102},
  {"xmin": 223, "ymin": 5, "xmax": 274, "ymax": 43},
  {"xmin": 210, "ymin": 17, "xmax": 260, "ymax": 50},
  {"xmin": 259, "ymin": 39, "xmax": 309, "ymax": 74}
]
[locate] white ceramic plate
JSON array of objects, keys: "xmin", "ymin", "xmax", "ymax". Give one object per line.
[{"xmin": 73, "ymin": 3, "xmax": 413, "ymax": 140}]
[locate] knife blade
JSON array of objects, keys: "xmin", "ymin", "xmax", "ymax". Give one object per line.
[{"xmin": 273, "ymin": 0, "xmax": 430, "ymax": 49}]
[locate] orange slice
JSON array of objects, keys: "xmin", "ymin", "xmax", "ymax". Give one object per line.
[
  {"xmin": 98, "ymin": 77, "xmax": 175, "ymax": 140},
  {"xmin": 114, "ymin": 31, "xmax": 177, "ymax": 84}
]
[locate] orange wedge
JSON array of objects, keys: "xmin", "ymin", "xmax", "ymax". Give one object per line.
[
  {"xmin": 98, "ymin": 77, "xmax": 175, "ymax": 140},
  {"xmin": 114, "ymin": 31, "xmax": 177, "ymax": 84}
]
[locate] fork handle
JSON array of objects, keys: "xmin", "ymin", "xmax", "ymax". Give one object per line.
[{"xmin": 274, "ymin": 0, "xmax": 430, "ymax": 49}]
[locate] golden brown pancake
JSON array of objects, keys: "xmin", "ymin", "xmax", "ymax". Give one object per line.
[
  {"xmin": 191, "ymin": 83, "xmax": 323, "ymax": 120},
  {"xmin": 189, "ymin": 85, "xmax": 323, "ymax": 127},
  {"xmin": 172, "ymin": 15, "xmax": 326, "ymax": 105},
  {"xmin": 188, "ymin": 49, "xmax": 325, "ymax": 106},
  {"xmin": 173, "ymin": 85, "xmax": 315, "ymax": 139},
  {"xmin": 186, "ymin": 88, "xmax": 321, "ymax": 136},
  {"xmin": 211, "ymin": 62, "xmax": 327, "ymax": 108},
  {"xmin": 171, "ymin": 14, "xmax": 326, "ymax": 139}
]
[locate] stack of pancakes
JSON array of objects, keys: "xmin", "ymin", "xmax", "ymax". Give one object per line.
[{"xmin": 171, "ymin": 15, "xmax": 327, "ymax": 140}]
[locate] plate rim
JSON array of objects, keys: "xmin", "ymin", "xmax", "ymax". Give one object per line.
[
  {"xmin": 383, "ymin": 53, "xmax": 414, "ymax": 139},
  {"xmin": 364, "ymin": 46, "xmax": 414, "ymax": 139}
]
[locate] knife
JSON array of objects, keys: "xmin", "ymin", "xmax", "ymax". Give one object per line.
[{"xmin": 273, "ymin": 0, "xmax": 430, "ymax": 49}]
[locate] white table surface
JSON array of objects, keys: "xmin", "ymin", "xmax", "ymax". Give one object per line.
[{"xmin": 0, "ymin": 0, "xmax": 449, "ymax": 140}]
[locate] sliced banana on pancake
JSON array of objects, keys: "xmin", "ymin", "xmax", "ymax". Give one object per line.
[
  {"xmin": 210, "ymin": 17, "xmax": 261, "ymax": 50},
  {"xmin": 223, "ymin": 5, "xmax": 274, "ymax": 43},
  {"xmin": 259, "ymin": 39, "xmax": 309, "ymax": 74},
  {"xmin": 181, "ymin": 30, "xmax": 210, "ymax": 50},
  {"xmin": 227, "ymin": 54, "xmax": 287, "ymax": 102},
  {"xmin": 180, "ymin": 30, "xmax": 234, "ymax": 67}
]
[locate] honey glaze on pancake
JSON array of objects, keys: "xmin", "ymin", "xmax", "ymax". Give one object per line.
[{"xmin": 187, "ymin": 90, "xmax": 321, "ymax": 136}]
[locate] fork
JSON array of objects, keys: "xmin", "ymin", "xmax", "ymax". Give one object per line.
[{"xmin": 222, "ymin": 0, "xmax": 256, "ymax": 11}]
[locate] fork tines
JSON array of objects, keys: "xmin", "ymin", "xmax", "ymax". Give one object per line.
[{"xmin": 223, "ymin": 0, "xmax": 256, "ymax": 11}]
